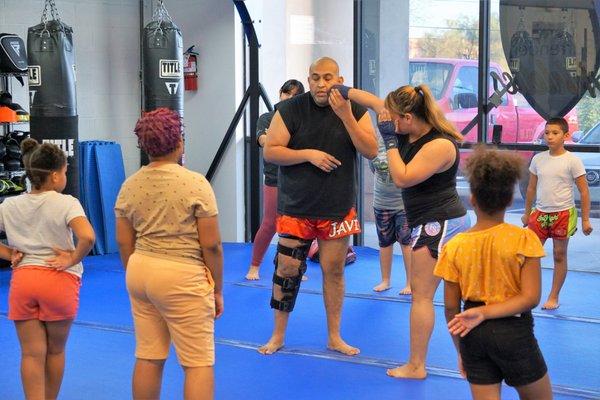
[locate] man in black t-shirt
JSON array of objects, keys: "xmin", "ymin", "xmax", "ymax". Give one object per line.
[{"xmin": 258, "ymin": 57, "xmax": 377, "ymax": 356}]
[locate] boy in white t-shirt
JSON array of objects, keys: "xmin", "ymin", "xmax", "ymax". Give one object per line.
[{"xmin": 522, "ymin": 117, "xmax": 593, "ymax": 310}]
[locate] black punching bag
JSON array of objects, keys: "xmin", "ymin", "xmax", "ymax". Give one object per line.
[
  {"xmin": 27, "ymin": 12, "xmax": 79, "ymax": 197},
  {"xmin": 141, "ymin": 3, "xmax": 183, "ymax": 165}
]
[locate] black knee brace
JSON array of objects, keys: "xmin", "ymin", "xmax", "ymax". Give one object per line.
[{"xmin": 270, "ymin": 239, "xmax": 312, "ymax": 312}]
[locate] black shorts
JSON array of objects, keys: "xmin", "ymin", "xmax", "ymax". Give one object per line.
[
  {"xmin": 459, "ymin": 301, "xmax": 548, "ymax": 387},
  {"xmin": 410, "ymin": 214, "xmax": 470, "ymax": 259}
]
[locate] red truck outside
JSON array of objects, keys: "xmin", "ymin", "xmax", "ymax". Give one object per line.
[{"xmin": 409, "ymin": 58, "xmax": 579, "ymax": 146}]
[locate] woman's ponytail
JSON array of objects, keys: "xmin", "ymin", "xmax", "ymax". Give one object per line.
[
  {"xmin": 416, "ymin": 85, "xmax": 463, "ymax": 143},
  {"xmin": 384, "ymin": 84, "xmax": 463, "ymax": 143}
]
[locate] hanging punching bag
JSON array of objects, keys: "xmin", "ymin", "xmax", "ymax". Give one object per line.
[
  {"xmin": 141, "ymin": 1, "xmax": 183, "ymax": 165},
  {"xmin": 27, "ymin": 1, "xmax": 79, "ymax": 197}
]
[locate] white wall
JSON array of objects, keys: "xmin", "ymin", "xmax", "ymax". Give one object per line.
[
  {"xmin": 1, "ymin": 0, "xmax": 244, "ymax": 241},
  {"xmin": 0, "ymin": 0, "xmax": 141, "ymax": 176},
  {"xmin": 245, "ymin": 0, "xmax": 354, "ymax": 108},
  {"xmin": 380, "ymin": 0, "xmax": 410, "ymax": 94},
  {"xmin": 145, "ymin": 0, "xmax": 242, "ymax": 241}
]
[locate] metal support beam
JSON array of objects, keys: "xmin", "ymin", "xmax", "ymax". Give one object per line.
[
  {"xmin": 353, "ymin": 0, "xmax": 364, "ymax": 246},
  {"xmin": 477, "ymin": 0, "xmax": 491, "ymax": 143},
  {"xmin": 246, "ymin": 21, "xmax": 261, "ymax": 242},
  {"xmin": 206, "ymin": 1, "xmax": 272, "ymax": 242}
]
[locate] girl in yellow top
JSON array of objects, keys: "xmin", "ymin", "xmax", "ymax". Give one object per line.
[{"xmin": 434, "ymin": 147, "xmax": 552, "ymax": 400}]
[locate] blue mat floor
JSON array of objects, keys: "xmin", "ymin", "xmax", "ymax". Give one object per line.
[{"xmin": 1, "ymin": 243, "xmax": 599, "ymax": 399}]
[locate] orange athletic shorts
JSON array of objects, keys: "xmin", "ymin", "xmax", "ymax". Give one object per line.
[
  {"xmin": 277, "ymin": 208, "xmax": 361, "ymax": 240},
  {"xmin": 8, "ymin": 266, "xmax": 81, "ymax": 321}
]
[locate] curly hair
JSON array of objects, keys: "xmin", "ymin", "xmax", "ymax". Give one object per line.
[
  {"xmin": 465, "ymin": 146, "xmax": 525, "ymax": 214},
  {"xmin": 21, "ymin": 138, "xmax": 67, "ymax": 190},
  {"xmin": 134, "ymin": 108, "xmax": 182, "ymax": 157}
]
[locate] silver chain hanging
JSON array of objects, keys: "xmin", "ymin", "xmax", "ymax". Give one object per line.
[
  {"xmin": 40, "ymin": 0, "xmax": 61, "ymax": 37},
  {"xmin": 41, "ymin": 0, "xmax": 61, "ymax": 25},
  {"xmin": 517, "ymin": 6, "xmax": 526, "ymax": 32},
  {"xmin": 152, "ymin": 0, "xmax": 173, "ymax": 24}
]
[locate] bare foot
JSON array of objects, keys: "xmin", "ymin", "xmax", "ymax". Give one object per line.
[
  {"xmin": 373, "ymin": 281, "xmax": 391, "ymax": 292},
  {"xmin": 302, "ymin": 275, "xmax": 308, "ymax": 281},
  {"xmin": 386, "ymin": 363, "xmax": 427, "ymax": 379},
  {"xmin": 328, "ymin": 338, "xmax": 360, "ymax": 356},
  {"xmin": 542, "ymin": 298, "xmax": 560, "ymax": 310},
  {"xmin": 257, "ymin": 338, "xmax": 284, "ymax": 355},
  {"xmin": 399, "ymin": 286, "xmax": 412, "ymax": 295},
  {"xmin": 245, "ymin": 266, "xmax": 260, "ymax": 280}
]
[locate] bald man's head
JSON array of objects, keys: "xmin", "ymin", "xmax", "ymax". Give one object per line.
[
  {"xmin": 307, "ymin": 57, "xmax": 343, "ymax": 106},
  {"xmin": 309, "ymin": 57, "xmax": 340, "ymax": 75}
]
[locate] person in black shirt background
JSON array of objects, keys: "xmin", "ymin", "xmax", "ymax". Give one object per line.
[
  {"xmin": 258, "ymin": 57, "xmax": 377, "ymax": 356},
  {"xmin": 245, "ymin": 79, "xmax": 305, "ymax": 281}
]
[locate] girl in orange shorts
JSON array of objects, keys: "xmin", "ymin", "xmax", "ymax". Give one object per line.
[{"xmin": 0, "ymin": 139, "xmax": 95, "ymax": 400}]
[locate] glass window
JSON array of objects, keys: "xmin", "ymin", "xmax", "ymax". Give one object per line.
[
  {"xmin": 409, "ymin": 61, "xmax": 453, "ymax": 100},
  {"xmin": 451, "ymin": 66, "xmax": 478, "ymax": 109},
  {"xmin": 580, "ymin": 124, "xmax": 600, "ymax": 144},
  {"xmin": 490, "ymin": 0, "xmax": 599, "ymax": 221},
  {"xmin": 247, "ymin": 0, "xmax": 354, "ymax": 113},
  {"xmin": 360, "ymin": 0, "xmax": 480, "ymax": 251}
]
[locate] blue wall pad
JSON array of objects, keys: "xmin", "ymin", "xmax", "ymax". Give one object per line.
[
  {"xmin": 94, "ymin": 142, "xmax": 125, "ymax": 254},
  {"xmin": 79, "ymin": 141, "xmax": 106, "ymax": 255}
]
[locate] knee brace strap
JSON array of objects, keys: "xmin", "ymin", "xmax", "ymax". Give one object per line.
[
  {"xmin": 270, "ymin": 296, "xmax": 296, "ymax": 312},
  {"xmin": 275, "ymin": 241, "xmax": 311, "ymax": 262},
  {"xmin": 270, "ymin": 268, "xmax": 305, "ymax": 312},
  {"xmin": 270, "ymin": 241, "xmax": 311, "ymax": 312},
  {"xmin": 272, "ymin": 274, "xmax": 303, "ymax": 292}
]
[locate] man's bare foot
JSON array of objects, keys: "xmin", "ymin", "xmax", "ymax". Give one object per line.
[
  {"xmin": 245, "ymin": 266, "xmax": 260, "ymax": 280},
  {"xmin": 328, "ymin": 338, "xmax": 360, "ymax": 356},
  {"xmin": 542, "ymin": 298, "xmax": 560, "ymax": 310},
  {"xmin": 386, "ymin": 363, "xmax": 427, "ymax": 379},
  {"xmin": 302, "ymin": 275, "xmax": 308, "ymax": 281},
  {"xmin": 258, "ymin": 338, "xmax": 284, "ymax": 355},
  {"xmin": 399, "ymin": 286, "xmax": 412, "ymax": 295},
  {"xmin": 373, "ymin": 281, "xmax": 391, "ymax": 292}
]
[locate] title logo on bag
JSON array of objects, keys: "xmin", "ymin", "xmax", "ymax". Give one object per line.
[
  {"xmin": 165, "ymin": 82, "xmax": 180, "ymax": 95},
  {"xmin": 10, "ymin": 42, "xmax": 21, "ymax": 56},
  {"xmin": 28, "ymin": 66, "xmax": 41, "ymax": 86},
  {"xmin": 160, "ymin": 60, "xmax": 182, "ymax": 78},
  {"xmin": 42, "ymin": 139, "xmax": 75, "ymax": 157}
]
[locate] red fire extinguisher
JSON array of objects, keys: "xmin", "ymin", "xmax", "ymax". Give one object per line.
[{"xmin": 184, "ymin": 45, "xmax": 199, "ymax": 91}]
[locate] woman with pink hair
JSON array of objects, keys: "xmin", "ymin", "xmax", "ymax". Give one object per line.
[{"xmin": 115, "ymin": 108, "xmax": 223, "ymax": 399}]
